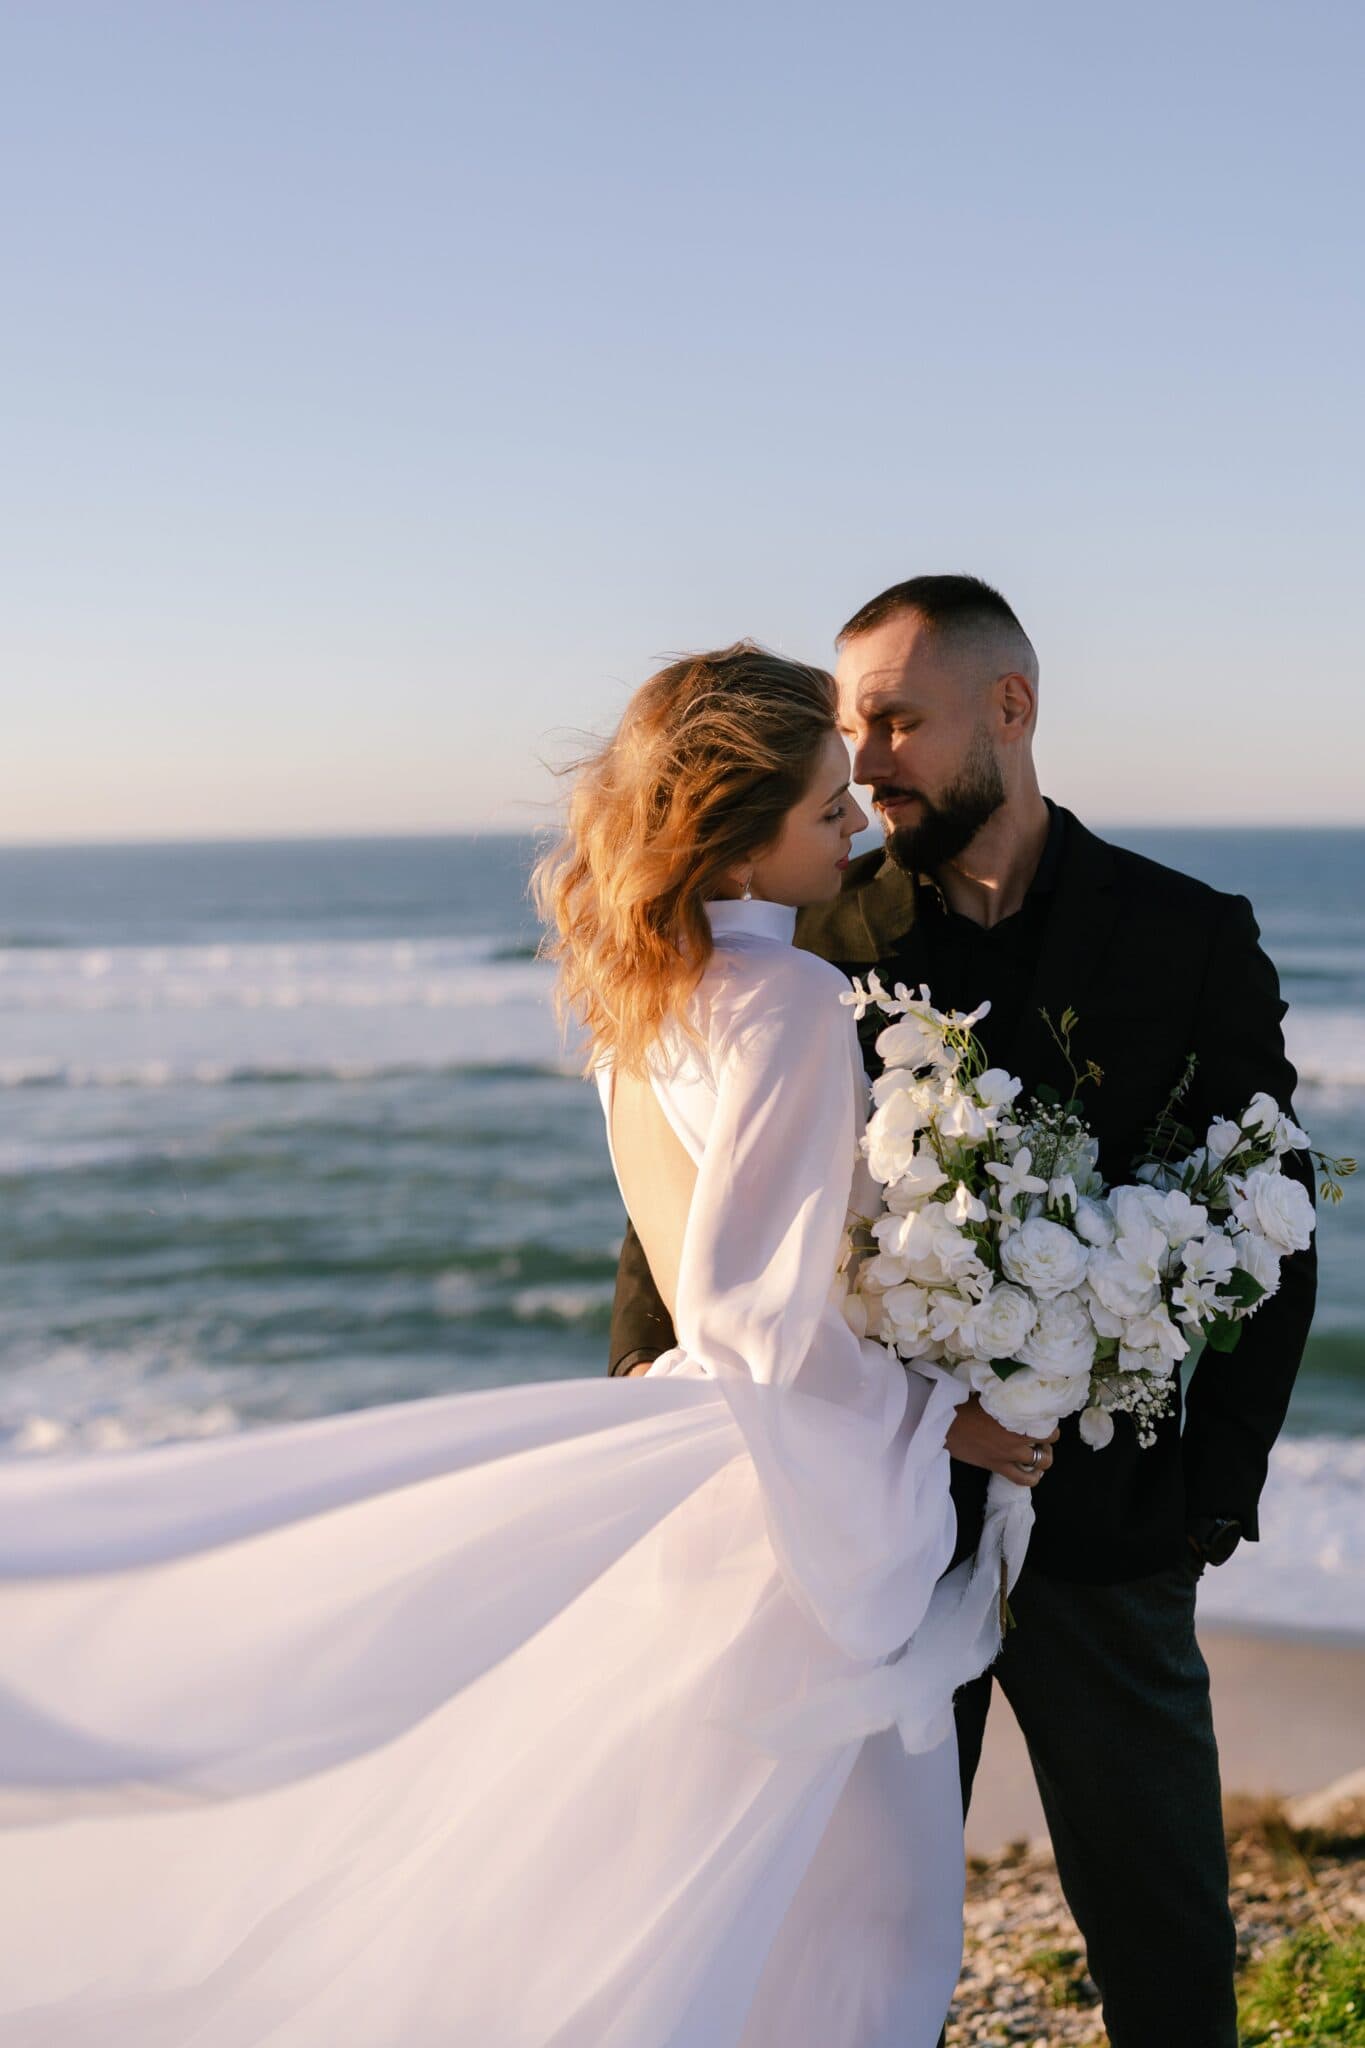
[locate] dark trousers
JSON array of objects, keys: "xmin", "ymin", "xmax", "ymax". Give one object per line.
[{"xmin": 952, "ymin": 1559, "xmax": 1238, "ymax": 2048}]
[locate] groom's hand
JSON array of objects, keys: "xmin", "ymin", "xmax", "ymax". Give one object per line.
[{"xmin": 945, "ymin": 1395, "xmax": 1058, "ymax": 1487}]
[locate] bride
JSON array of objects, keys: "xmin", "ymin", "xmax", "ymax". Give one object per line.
[{"xmin": 0, "ymin": 643, "xmax": 1044, "ymax": 2047}]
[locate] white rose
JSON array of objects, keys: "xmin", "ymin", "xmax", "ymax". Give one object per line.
[
  {"xmin": 968, "ymin": 1283, "xmax": 1038, "ymax": 1360},
  {"xmin": 1234, "ymin": 1227, "xmax": 1283, "ymax": 1299},
  {"xmin": 1075, "ymin": 1196, "xmax": 1116, "ymax": 1248},
  {"xmin": 999, "ymin": 1215, "xmax": 1090, "ymax": 1299},
  {"xmin": 1016, "ymin": 1289, "xmax": 1097, "ymax": 1378},
  {"xmin": 1230, "ymin": 1168, "xmax": 1315, "ymax": 1255},
  {"xmin": 1086, "ymin": 1247, "xmax": 1161, "ymax": 1321},
  {"xmin": 1078, "ymin": 1405, "xmax": 1115, "ymax": 1449},
  {"xmin": 967, "ymin": 1357, "xmax": 1091, "ymax": 1434},
  {"xmin": 974, "ymin": 1067, "xmax": 1023, "ymax": 1109}
]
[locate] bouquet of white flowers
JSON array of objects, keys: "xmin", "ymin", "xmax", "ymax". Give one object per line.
[{"xmin": 837, "ymin": 974, "xmax": 1353, "ymax": 1452}]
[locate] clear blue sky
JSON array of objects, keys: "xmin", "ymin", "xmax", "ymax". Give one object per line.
[{"xmin": 3, "ymin": 0, "xmax": 1361, "ymax": 839}]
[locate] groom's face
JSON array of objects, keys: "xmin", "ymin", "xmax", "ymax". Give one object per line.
[{"xmin": 834, "ymin": 611, "xmax": 1006, "ymax": 873}]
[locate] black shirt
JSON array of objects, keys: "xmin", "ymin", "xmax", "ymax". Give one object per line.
[{"xmin": 901, "ymin": 802, "xmax": 1066, "ymax": 1069}]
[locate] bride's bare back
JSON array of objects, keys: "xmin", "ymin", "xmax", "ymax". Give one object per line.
[{"xmin": 609, "ymin": 1069, "xmax": 697, "ymax": 1326}]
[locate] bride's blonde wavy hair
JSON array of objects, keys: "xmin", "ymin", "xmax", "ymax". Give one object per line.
[{"xmin": 533, "ymin": 642, "xmax": 837, "ymax": 1073}]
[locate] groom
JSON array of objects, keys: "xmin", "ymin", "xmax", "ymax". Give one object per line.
[{"xmin": 609, "ymin": 575, "xmax": 1317, "ymax": 2048}]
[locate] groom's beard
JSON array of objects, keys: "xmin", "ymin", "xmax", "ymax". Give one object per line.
[{"xmin": 878, "ymin": 730, "xmax": 1007, "ymax": 876}]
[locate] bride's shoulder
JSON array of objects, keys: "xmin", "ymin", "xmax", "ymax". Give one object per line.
[
  {"xmin": 701, "ymin": 936, "xmax": 853, "ymax": 1061},
  {"xmin": 707, "ymin": 929, "xmax": 849, "ymax": 999}
]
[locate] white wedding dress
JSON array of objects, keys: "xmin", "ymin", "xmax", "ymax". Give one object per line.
[{"xmin": 0, "ymin": 899, "xmax": 1030, "ymax": 2048}]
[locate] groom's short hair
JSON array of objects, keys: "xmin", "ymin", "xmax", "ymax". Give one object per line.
[{"xmin": 836, "ymin": 574, "xmax": 1028, "ymax": 650}]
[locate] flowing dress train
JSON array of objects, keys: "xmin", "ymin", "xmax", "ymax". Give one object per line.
[{"xmin": 0, "ymin": 898, "xmax": 1030, "ymax": 2048}]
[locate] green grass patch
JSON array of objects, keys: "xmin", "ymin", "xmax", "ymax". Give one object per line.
[
  {"xmin": 1024, "ymin": 1944, "xmax": 1092, "ymax": 2008},
  {"xmin": 1239, "ymin": 1925, "xmax": 1365, "ymax": 2044}
]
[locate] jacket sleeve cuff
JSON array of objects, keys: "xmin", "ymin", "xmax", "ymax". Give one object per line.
[{"xmin": 609, "ymin": 1349, "xmax": 656, "ymax": 1379}]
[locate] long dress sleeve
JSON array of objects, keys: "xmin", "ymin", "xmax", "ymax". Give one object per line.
[{"xmin": 668, "ymin": 945, "xmax": 964, "ymax": 1665}]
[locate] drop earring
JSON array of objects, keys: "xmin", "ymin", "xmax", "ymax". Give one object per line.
[{"xmin": 742, "ymin": 874, "xmax": 754, "ymax": 900}]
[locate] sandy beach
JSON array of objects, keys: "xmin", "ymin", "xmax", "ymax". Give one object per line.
[{"xmin": 966, "ymin": 1620, "xmax": 1365, "ymax": 1854}]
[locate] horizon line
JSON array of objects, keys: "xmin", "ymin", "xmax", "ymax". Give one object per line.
[{"xmin": 1, "ymin": 817, "xmax": 1364, "ymax": 852}]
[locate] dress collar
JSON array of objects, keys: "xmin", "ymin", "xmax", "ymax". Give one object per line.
[{"xmin": 704, "ymin": 898, "xmax": 798, "ymax": 945}]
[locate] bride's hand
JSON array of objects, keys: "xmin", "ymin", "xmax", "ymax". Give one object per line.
[{"xmin": 944, "ymin": 1395, "xmax": 1058, "ymax": 1487}]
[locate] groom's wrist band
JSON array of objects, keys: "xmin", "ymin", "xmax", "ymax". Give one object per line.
[{"xmin": 611, "ymin": 1349, "xmax": 657, "ymax": 1378}]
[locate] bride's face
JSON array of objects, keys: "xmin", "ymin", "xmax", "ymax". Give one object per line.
[{"xmin": 745, "ymin": 728, "xmax": 868, "ymax": 907}]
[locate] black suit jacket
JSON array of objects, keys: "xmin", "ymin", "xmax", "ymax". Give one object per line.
[{"xmin": 608, "ymin": 809, "xmax": 1318, "ymax": 1582}]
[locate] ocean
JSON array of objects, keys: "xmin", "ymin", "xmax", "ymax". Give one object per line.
[{"xmin": 1, "ymin": 830, "xmax": 1361, "ymax": 1637}]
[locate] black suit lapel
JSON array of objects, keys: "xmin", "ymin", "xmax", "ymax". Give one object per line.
[
  {"xmin": 1008, "ymin": 809, "xmax": 1121, "ymax": 1089},
  {"xmin": 795, "ymin": 849, "xmax": 918, "ymax": 966}
]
